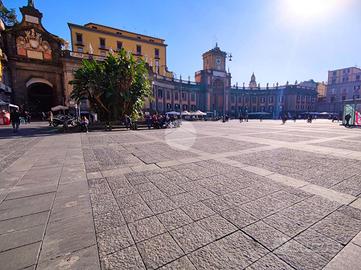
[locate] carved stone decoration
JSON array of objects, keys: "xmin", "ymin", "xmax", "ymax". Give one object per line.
[{"xmin": 16, "ymin": 29, "xmax": 52, "ymax": 60}]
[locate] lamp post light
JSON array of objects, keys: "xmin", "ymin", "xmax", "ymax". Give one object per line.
[{"xmin": 223, "ymin": 53, "xmax": 232, "ymax": 122}]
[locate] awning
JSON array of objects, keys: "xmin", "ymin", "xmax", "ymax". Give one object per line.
[
  {"xmin": 166, "ymin": 111, "xmax": 180, "ymax": 115},
  {"xmin": 51, "ymin": 105, "xmax": 68, "ymax": 111}
]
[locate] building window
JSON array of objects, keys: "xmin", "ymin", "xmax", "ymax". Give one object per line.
[
  {"xmin": 155, "ymin": 48, "xmax": 159, "ymax": 58},
  {"xmin": 166, "ymin": 91, "xmax": 170, "ymax": 100},
  {"xmin": 297, "ymin": 95, "xmax": 301, "ymax": 101},
  {"xmin": 260, "ymin": 97, "xmax": 265, "ymax": 103},
  {"xmin": 136, "ymin": 45, "xmax": 142, "ymax": 55},
  {"xmin": 182, "ymin": 104, "xmax": 188, "ymax": 110},
  {"xmin": 231, "ymin": 95, "xmax": 235, "ymax": 103},
  {"xmin": 175, "ymin": 92, "xmax": 179, "ymax": 101},
  {"xmin": 99, "ymin": 38, "xmax": 106, "ymax": 49},
  {"xmin": 77, "ymin": 47, "xmax": 83, "ymax": 53},
  {"xmin": 238, "ymin": 96, "xmax": 242, "ymax": 103},
  {"xmin": 357, "ymin": 75, "xmax": 361, "ymax": 81},
  {"xmin": 76, "ymin": 33, "xmax": 83, "ymax": 45},
  {"xmin": 182, "ymin": 92, "xmax": 186, "ymax": 101},
  {"xmin": 117, "ymin": 41, "xmax": 122, "ymax": 51},
  {"xmin": 157, "ymin": 89, "xmax": 163, "ymax": 98},
  {"xmin": 342, "ymin": 96, "xmax": 346, "ymax": 101},
  {"xmin": 252, "ymin": 96, "xmax": 256, "ymax": 103},
  {"xmin": 191, "ymin": 93, "xmax": 195, "ymax": 102},
  {"xmin": 269, "ymin": 96, "xmax": 274, "ymax": 103},
  {"xmin": 269, "ymin": 106, "xmax": 273, "ymax": 112}
]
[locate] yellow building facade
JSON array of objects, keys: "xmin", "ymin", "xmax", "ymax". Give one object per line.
[{"xmin": 68, "ymin": 22, "xmax": 172, "ymax": 77}]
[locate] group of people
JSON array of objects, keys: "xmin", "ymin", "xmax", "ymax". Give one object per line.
[
  {"xmin": 145, "ymin": 113, "xmax": 178, "ymax": 129},
  {"xmin": 9, "ymin": 109, "xmax": 31, "ymax": 133}
]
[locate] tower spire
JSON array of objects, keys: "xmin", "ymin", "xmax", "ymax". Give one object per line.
[{"xmin": 28, "ymin": 0, "xmax": 34, "ymax": 7}]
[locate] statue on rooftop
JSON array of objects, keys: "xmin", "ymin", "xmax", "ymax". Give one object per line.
[{"xmin": 28, "ymin": 0, "xmax": 34, "ymax": 7}]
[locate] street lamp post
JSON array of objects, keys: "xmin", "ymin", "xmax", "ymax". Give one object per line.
[{"xmin": 223, "ymin": 53, "xmax": 232, "ymax": 121}]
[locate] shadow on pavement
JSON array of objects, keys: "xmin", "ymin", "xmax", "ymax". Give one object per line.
[{"xmin": 0, "ymin": 122, "xmax": 59, "ymax": 139}]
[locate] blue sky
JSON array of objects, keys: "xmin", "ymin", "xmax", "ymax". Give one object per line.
[{"xmin": 6, "ymin": 0, "xmax": 361, "ymax": 85}]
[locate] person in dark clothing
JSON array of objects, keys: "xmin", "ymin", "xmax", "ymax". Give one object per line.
[
  {"xmin": 345, "ymin": 114, "xmax": 352, "ymax": 127},
  {"xmin": 10, "ymin": 109, "xmax": 21, "ymax": 133}
]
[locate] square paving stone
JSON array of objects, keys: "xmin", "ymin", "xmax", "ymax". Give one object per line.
[
  {"xmin": 170, "ymin": 192, "xmax": 199, "ymax": 207},
  {"xmin": 189, "ymin": 231, "xmax": 268, "ymax": 269},
  {"xmin": 221, "ymin": 207, "xmax": 258, "ymax": 228},
  {"xmin": 245, "ymin": 253, "xmax": 294, "ymax": 270},
  {"xmin": 293, "ymin": 229, "xmax": 344, "ymax": 261},
  {"xmin": 0, "ymin": 242, "xmax": 41, "ymax": 270},
  {"xmin": 171, "ymin": 222, "xmax": 214, "ymax": 253},
  {"xmin": 274, "ymin": 240, "xmax": 329, "ymax": 270},
  {"xmin": 0, "ymin": 193, "xmax": 55, "ymax": 221},
  {"xmin": 39, "ymin": 213, "xmax": 96, "ymax": 262},
  {"xmin": 148, "ymin": 197, "xmax": 177, "ymax": 215},
  {"xmin": 93, "ymin": 210, "xmax": 126, "ymax": 233},
  {"xmin": 139, "ymin": 188, "xmax": 166, "ymax": 202},
  {"xmin": 101, "ymin": 245, "xmax": 145, "ymax": 270},
  {"xmin": 129, "ymin": 216, "xmax": 166, "ymax": 242},
  {"xmin": 37, "ymin": 245, "xmax": 100, "ymax": 270},
  {"xmin": 157, "ymin": 209, "xmax": 193, "ymax": 231},
  {"xmin": 0, "ymin": 224, "xmax": 45, "ymax": 253},
  {"xmin": 243, "ymin": 221, "xmax": 290, "ymax": 251},
  {"xmin": 122, "ymin": 202, "xmax": 154, "ymax": 223},
  {"xmin": 115, "ymin": 194, "xmax": 145, "ymax": 209},
  {"xmin": 137, "ymin": 233, "xmax": 184, "ymax": 270},
  {"xmin": 0, "ymin": 211, "xmax": 49, "ymax": 235},
  {"xmin": 181, "ymin": 201, "xmax": 215, "ymax": 221},
  {"xmin": 97, "ymin": 225, "xmax": 134, "ymax": 256},
  {"xmin": 158, "ymin": 256, "xmax": 196, "ymax": 270},
  {"xmin": 197, "ymin": 214, "xmax": 237, "ymax": 240},
  {"xmin": 311, "ymin": 211, "xmax": 361, "ymax": 245}
]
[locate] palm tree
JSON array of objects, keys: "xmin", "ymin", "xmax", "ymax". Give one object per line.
[{"xmin": 70, "ymin": 49, "xmax": 152, "ymax": 123}]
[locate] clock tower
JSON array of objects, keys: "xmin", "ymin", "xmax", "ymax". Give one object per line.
[
  {"xmin": 195, "ymin": 44, "xmax": 232, "ymax": 116},
  {"xmin": 202, "ymin": 43, "xmax": 226, "ymax": 71}
]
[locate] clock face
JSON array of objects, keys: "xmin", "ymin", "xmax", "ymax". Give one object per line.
[{"xmin": 216, "ymin": 57, "xmax": 222, "ymax": 65}]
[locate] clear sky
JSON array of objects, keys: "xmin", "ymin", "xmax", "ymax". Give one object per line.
[{"xmin": 5, "ymin": 0, "xmax": 361, "ymax": 85}]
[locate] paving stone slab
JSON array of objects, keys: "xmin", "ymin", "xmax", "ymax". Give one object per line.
[
  {"xmin": 243, "ymin": 220, "xmax": 290, "ymax": 251},
  {"xmin": 137, "ymin": 233, "xmax": 184, "ymax": 270},
  {"xmin": 274, "ymin": 240, "xmax": 329, "ymax": 270},
  {"xmin": 97, "ymin": 225, "xmax": 134, "ymax": 256},
  {"xmin": 37, "ymin": 245, "xmax": 101, "ymax": 270},
  {"xmin": 157, "ymin": 208, "xmax": 193, "ymax": 231},
  {"xmin": 129, "ymin": 216, "xmax": 167, "ymax": 243},
  {"xmin": 39, "ymin": 213, "xmax": 96, "ymax": 262},
  {"xmin": 0, "ymin": 224, "xmax": 45, "ymax": 253},
  {"xmin": 188, "ymin": 231, "xmax": 268, "ymax": 269},
  {"xmin": 101, "ymin": 245, "xmax": 145, "ymax": 270},
  {"xmin": 0, "ymin": 211, "xmax": 49, "ymax": 235},
  {"xmin": 0, "ymin": 242, "xmax": 41, "ymax": 270},
  {"xmin": 245, "ymin": 253, "xmax": 294, "ymax": 270}
]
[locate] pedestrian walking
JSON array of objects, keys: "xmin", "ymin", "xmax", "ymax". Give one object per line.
[
  {"xmin": 10, "ymin": 109, "xmax": 21, "ymax": 133},
  {"xmin": 80, "ymin": 116, "xmax": 89, "ymax": 133},
  {"xmin": 345, "ymin": 114, "xmax": 351, "ymax": 127},
  {"xmin": 124, "ymin": 114, "xmax": 132, "ymax": 130}
]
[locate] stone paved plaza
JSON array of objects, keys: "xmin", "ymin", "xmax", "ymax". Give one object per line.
[{"xmin": 1, "ymin": 120, "xmax": 361, "ymax": 270}]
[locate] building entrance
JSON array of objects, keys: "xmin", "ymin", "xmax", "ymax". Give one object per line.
[{"xmin": 27, "ymin": 82, "xmax": 54, "ymax": 114}]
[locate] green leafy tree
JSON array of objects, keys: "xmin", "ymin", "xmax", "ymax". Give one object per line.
[
  {"xmin": 0, "ymin": 1, "xmax": 17, "ymax": 26},
  {"xmin": 70, "ymin": 49, "xmax": 152, "ymax": 122}
]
